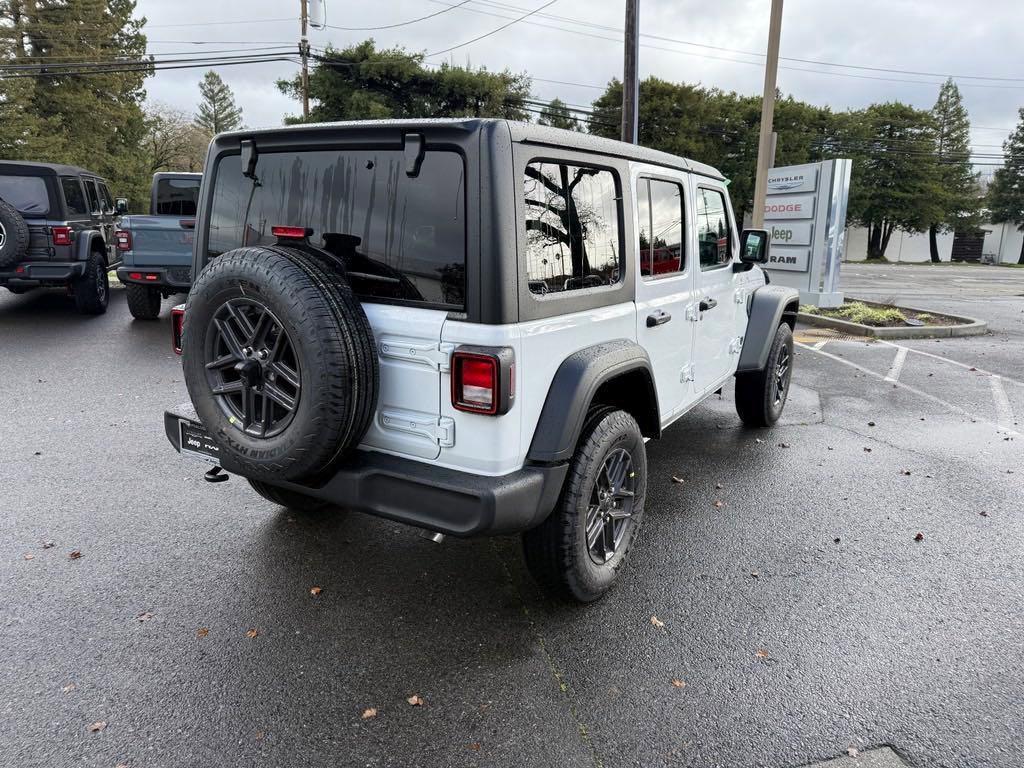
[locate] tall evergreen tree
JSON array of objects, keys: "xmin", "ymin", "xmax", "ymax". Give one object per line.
[
  {"xmin": 988, "ymin": 107, "xmax": 1024, "ymax": 264},
  {"xmin": 0, "ymin": 0, "xmax": 151, "ymax": 206},
  {"xmin": 538, "ymin": 98, "xmax": 580, "ymax": 131},
  {"xmin": 195, "ymin": 71, "xmax": 243, "ymax": 134},
  {"xmin": 929, "ymin": 79, "xmax": 981, "ymax": 262}
]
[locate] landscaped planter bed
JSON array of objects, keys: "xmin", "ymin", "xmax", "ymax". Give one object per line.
[{"xmin": 797, "ymin": 299, "xmax": 987, "ymax": 339}]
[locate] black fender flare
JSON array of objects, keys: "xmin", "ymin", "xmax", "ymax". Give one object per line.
[
  {"xmin": 74, "ymin": 230, "xmax": 106, "ymax": 263},
  {"xmin": 737, "ymin": 284, "xmax": 800, "ymax": 373},
  {"xmin": 527, "ymin": 339, "xmax": 660, "ymax": 465}
]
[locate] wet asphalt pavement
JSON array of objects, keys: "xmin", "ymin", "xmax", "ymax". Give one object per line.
[{"xmin": 1, "ymin": 263, "xmax": 1022, "ymax": 768}]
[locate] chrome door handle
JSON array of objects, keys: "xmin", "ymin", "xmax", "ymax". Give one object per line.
[{"xmin": 646, "ymin": 310, "xmax": 672, "ymax": 327}]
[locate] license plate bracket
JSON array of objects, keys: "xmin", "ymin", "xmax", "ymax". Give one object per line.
[{"xmin": 178, "ymin": 418, "xmax": 221, "ymax": 465}]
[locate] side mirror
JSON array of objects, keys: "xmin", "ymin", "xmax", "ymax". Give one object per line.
[
  {"xmin": 115, "ymin": 198, "xmax": 128, "ymax": 215},
  {"xmin": 737, "ymin": 228, "xmax": 769, "ymax": 269}
]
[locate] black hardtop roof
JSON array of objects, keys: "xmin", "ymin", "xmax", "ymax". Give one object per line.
[
  {"xmin": 0, "ymin": 160, "xmax": 104, "ymax": 178},
  {"xmin": 215, "ymin": 118, "xmax": 725, "ymax": 181}
]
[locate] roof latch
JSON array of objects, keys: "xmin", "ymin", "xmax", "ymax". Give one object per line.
[{"xmin": 404, "ymin": 133, "xmax": 425, "ymax": 178}]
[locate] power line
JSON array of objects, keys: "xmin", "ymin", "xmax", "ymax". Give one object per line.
[
  {"xmin": 323, "ymin": 0, "xmax": 475, "ymax": 31},
  {"xmin": 427, "ymin": 0, "xmax": 560, "ymax": 57}
]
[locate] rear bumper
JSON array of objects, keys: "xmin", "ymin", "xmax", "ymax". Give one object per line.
[
  {"xmin": 0, "ymin": 261, "xmax": 86, "ymax": 285},
  {"xmin": 164, "ymin": 403, "xmax": 567, "ymax": 537},
  {"xmin": 117, "ymin": 266, "xmax": 191, "ymax": 291}
]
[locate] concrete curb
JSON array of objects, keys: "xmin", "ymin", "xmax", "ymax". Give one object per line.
[{"xmin": 797, "ymin": 298, "xmax": 987, "ymax": 339}]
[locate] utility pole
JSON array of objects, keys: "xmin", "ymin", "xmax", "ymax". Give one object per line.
[
  {"xmin": 621, "ymin": 0, "xmax": 639, "ymax": 144},
  {"xmin": 751, "ymin": 0, "xmax": 784, "ymax": 228},
  {"xmin": 300, "ymin": 0, "xmax": 310, "ymax": 120}
]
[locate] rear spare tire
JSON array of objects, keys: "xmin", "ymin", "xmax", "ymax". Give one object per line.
[
  {"xmin": 181, "ymin": 246, "xmax": 378, "ymax": 481},
  {"xmin": 0, "ymin": 197, "xmax": 30, "ymax": 268}
]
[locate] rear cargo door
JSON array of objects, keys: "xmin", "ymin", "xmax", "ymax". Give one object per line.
[{"xmin": 124, "ymin": 215, "xmax": 195, "ymax": 267}]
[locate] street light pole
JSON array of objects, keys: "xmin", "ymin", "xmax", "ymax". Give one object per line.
[
  {"xmin": 621, "ymin": 0, "xmax": 639, "ymax": 144},
  {"xmin": 751, "ymin": 0, "xmax": 784, "ymax": 228}
]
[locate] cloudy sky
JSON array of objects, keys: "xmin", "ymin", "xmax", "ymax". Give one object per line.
[{"xmin": 136, "ymin": 0, "xmax": 1023, "ymax": 172}]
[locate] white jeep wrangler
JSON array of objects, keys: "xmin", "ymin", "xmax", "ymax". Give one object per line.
[{"xmin": 165, "ymin": 119, "xmax": 799, "ymax": 602}]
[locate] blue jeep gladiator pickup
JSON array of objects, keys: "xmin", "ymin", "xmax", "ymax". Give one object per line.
[{"xmin": 115, "ymin": 172, "xmax": 200, "ymax": 319}]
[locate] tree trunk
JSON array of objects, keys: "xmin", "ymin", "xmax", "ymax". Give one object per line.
[
  {"xmin": 867, "ymin": 224, "xmax": 883, "ymax": 260},
  {"xmin": 1018, "ymin": 234, "xmax": 1024, "ymax": 265},
  {"xmin": 928, "ymin": 224, "xmax": 941, "ymax": 263}
]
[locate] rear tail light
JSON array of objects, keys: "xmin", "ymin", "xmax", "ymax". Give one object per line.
[
  {"xmin": 115, "ymin": 229, "xmax": 132, "ymax": 251},
  {"xmin": 451, "ymin": 347, "xmax": 515, "ymax": 416},
  {"xmin": 271, "ymin": 225, "xmax": 312, "ymax": 240},
  {"xmin": 51, "ymin": 226, "xmax": 72, "ymax": 246},
  {"xmin": 171, "ymin": 305, "xmax": 185, "ymax": 355}
]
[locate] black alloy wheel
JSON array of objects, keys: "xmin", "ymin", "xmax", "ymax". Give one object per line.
[
  {"xmin": 204, "ymin": 298, "xmax": 301, "ymax": 438},
  {"xmin": 585, "ymin": 447, "xmax": 638, "ymax": 565}
]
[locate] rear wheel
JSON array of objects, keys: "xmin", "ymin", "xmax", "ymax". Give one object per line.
[
  {"xmin": 72, "ymin": 250, "xmax": 109, "ymax": 315},
  {"xmin": 247, "ymin": 479, "xmax": 331, "ymax": 513},
  {"xmin": 735, "ymin": 323, "xmax": 793, "ymax": 427},
  {"xmin": 125, "ymin": 283, "xmax": 162, "ymax": 319},
  {"xmin": 522, "ymin": 407, "xmax": 647, "ymax": 603}
]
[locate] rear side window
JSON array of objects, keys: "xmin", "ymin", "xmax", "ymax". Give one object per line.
[
  {"xmin": 637, "ymin": 178, "xmax": 685, "ymax": 279},
  {"xmin": 0, "ymin": 175, "xmax": 49, "ymax": 215},
  {"xmin": 84, "ymin": 179, "xmax": 101, "ymax": 214},
  {"xmin": 524, "ymin": 161, "xmax": 621, "ymax": 295},
  {"xmin": 98, "ymin": 182, "xmax": 114, "ymax": 212},
  {"xmin": 207, "ymin": 149, "xmax": 466, "ymax": 309},
  {"xmin": 155, "ymin": 178, "xmax": 199, "ymax": 216},
  {"xmin": 696, "ymin": 187, "xmax": 733, "ymax": 269},
  {"xmin": 60, "ymin": 177, "xmax": 88, "ymax": 216}
]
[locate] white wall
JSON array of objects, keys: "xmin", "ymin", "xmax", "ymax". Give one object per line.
[
  {"xmin": 982, "ymin": 222, "xmax": 1024, "ymax": 265},
  {"xmin": 843, "ymin": 226, "xmax": 954, "ymax": 263}
]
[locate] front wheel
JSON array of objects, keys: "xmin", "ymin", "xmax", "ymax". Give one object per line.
[
  {"xmin": 522, "ymin": 408, "xmax": 647, "ymax": 603},
  {"xmin": 72, "ymin": 251, "xmax": 109, "ymax": 315},
  {"xmin": 247, "ymin": 479, "xmax": 332, "ymax": 513},
  {"xmin": 125, "ymin": 283, "xmax": 161, "ymax": 319},
  {"xmin": 735, "ymin": 323, "xmax": 793, "ymax": 427}
]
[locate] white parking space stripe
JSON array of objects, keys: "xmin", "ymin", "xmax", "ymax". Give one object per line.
[
  {"xmin": 990, "ymin": 376, "xmax": 1015, "ymax": 428},
  {"xmin": 796, "ymin": 342, "xmax": 1022, "ymax": 438},
  {"xmin": 884, "ymin": 347, "xmax": 908, "ymax": 383},
  {"xmin": 812, "ymin": 340, "xmax": 829, "ymax": 350},
  {"xmin": 876, "ymin": 339, "xmax": 1024, "ymax": 388}
]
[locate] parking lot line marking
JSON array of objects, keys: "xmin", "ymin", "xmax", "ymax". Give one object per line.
[
  {"xmin": 812, "ymin": 339, "xmax": 829, "ymax": 350},
  {"xmin": 884, "ymin": 347, "xmax": 908, "ymax": 383},
  {"xmin": 796, "ymin": 342, "xmax": 1021, "ymax": 438},
  {"xmin": 990, "ymin": 375, "xmax": 1015, "ymax": 428},
  {"xmin": 876, "ymin": 339, "xmax": 1024, "ymax": 388}
]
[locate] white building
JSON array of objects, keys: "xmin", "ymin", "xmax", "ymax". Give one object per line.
[{"xmin": 843, "ymin": 222, "xmax": 1023, "ymax": 264}]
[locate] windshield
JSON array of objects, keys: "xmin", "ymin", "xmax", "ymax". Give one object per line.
[
  {"xmin": 155, "ymin": 177, "xmax": 200, "ymax": 216},
  {"xmin": 206, "ymin": 149, "xmax": 466, "ymax": 309},
  {"xmin": 0, "ymin": 175, "xmax": 50, "ymax": 215}
]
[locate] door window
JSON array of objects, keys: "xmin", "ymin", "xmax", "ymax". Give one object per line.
[
  {"xmin": 696, "ymin": 188, "xmax": 733, "ymax": 269},
  {"xmin": 60, "ymin": 177, "xmax": 88, "ymax": 217},
  {"xmin": 84, "ymin": 179, "xmax": 101, "ymax": 214},
  {"xmin": 524, "ymin": 161, "xmax": 621, "ymax": 295},
  {"xmin": 98, "ymin": 182, "xmax": 114, "ymax": 213},
  {"xmin": 637, "ymin": 178, "xmax": 685, "ymax": 279}
]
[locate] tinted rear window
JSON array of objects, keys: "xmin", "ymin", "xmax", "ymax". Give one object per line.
[
  {"xmin": 207, "ymin": 149, "xmax": 466, "ymax": 309},
  {"xmin": 0, "ymin": 175, "xmax": 49, "ymax": 215},
  {"xmin": 155, "ymin": 178, "xmax": 200, "ymax": 216}
]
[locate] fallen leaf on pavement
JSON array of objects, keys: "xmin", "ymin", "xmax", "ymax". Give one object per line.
[
  {"xmin": 650, "ymin": 615, "xmax": 664, "ymax": 628},
  {"xmin": 671, "ymin": 679, "xmax": 686, "ymax": 688},
  {"xmin": 61, "ymin": 683, "xmax": 76, "ymax": 694},
  {"xmin": 68, "ymin": 550, "xmax": 82, "ymax": 559},
  {"xmin": 751, "ymin": 571, "xmax": 759, "ymax": 578},
  {"xmin": 136, "ymin": 612, "xmax": 154, "ymax": 622},
  {"xmin": 361, "ymin": 707, "xmax": 378, "ymax": 719},
  {"xmin": 969, "ymin": 367, "xmax": 977, "ymax": 372},
  {"xmin": 715, "ymin": 483, "xmax": 723, "ymax": 490},
  {"xmin": 848, "ymin": 747, "xmax": 859, "ymax": 757},
  {"xmin": 245, "ymin": 629, "xmax": 258, "ymax": 638},
  {"xmin": 407, "ymin": 695, "xmax": 424, "ymax": 706},
  {"xmin": 754, "ymin": 649, "xmax": 770, "ymax": 659},
  {"xmin": 778, "ymin": 442, "xmax": 790, "ymax": 448},
  {"xmin": 713, "ymin": 500, "xmax": 724, "ymax": 509},
  {"xmin": 468, "ymin": 743, "xmax": 481, "ymax": 751},
  {"xmin": 23, "ymin": 553, "xmax": 34, "ymax": 561},
  {"xmin": 41, "ymin": 541, "xmax": 54, "ymax": 549},
  {"xmin": 833, "ymin": 537, "xmax": 841, "ymax": 544},
  {"xmin": 863, "ymin": 447, "xmax": 872, "ymax": 453},
  {"xmin": 310, "ymin": 586, "xmax": 322, "ymax": 596},
  {"xmin": 196, "ymin": 628, "xmax": 209, "ymax": 638},
  {"xmin": 755, "ymin": 438, "xmax": 764, "ymax": 444},
  {"xmin": 980, "ymin": 510, "xmax": 989, "ymax": 517},
  {"xmin": 671, "ymin": 475, "xmax": 685, "ymax": 484},
  {"xmin": 87, "ymin": 721, "xmax": 106, "ymax": 733},
  {"xmin": 867, "ymin": 421, "xmax": 876, "ymax": 427},
  {"xmin": 914, "ymin": 532, "xmax": 925, "ymax": 542},
  {"xmin": 901, "ymin": 470, "xmax": 911, "ymax": 476}
]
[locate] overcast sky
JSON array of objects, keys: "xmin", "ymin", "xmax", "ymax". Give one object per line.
[{"xmin": 136, "ymin": 0, "xmax": 1024, "ymax": 172}]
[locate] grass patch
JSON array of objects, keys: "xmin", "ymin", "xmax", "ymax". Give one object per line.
[{"xmin": 800, "ymin": 301, "xmax": 963, "ymax": 328}]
